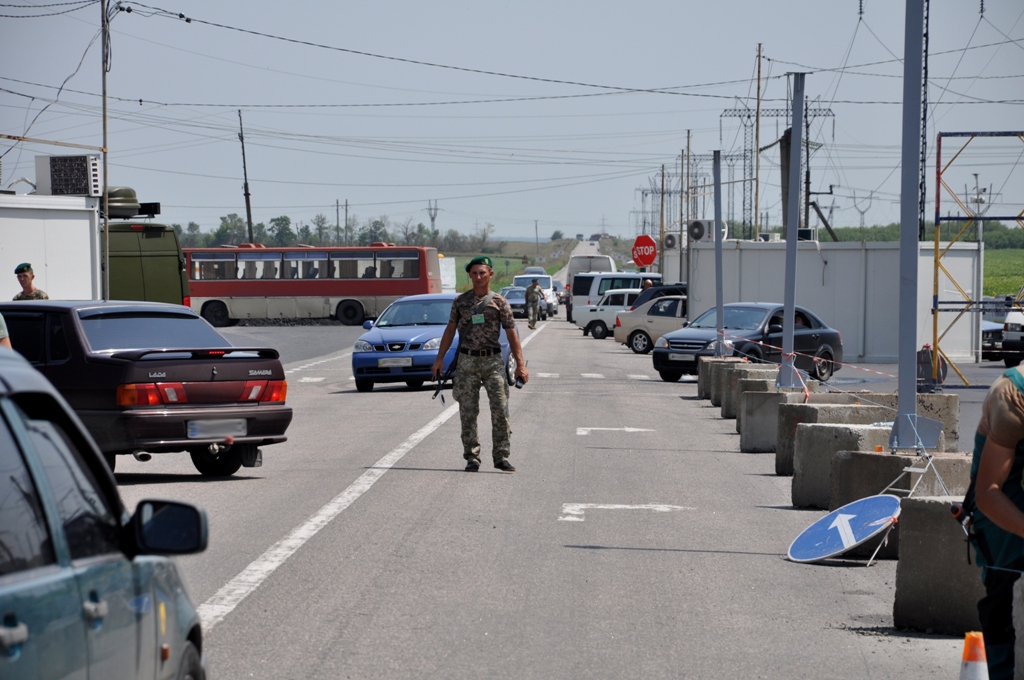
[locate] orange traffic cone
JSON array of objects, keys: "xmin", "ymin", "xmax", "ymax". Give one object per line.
[{"xmin": 959, "ymin": 631, "xmax": 988, "ymax": 680}]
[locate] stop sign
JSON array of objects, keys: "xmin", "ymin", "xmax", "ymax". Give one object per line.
[{"xmin": 631, "ymin": 235, "xmax": 657, "ymax": 268}]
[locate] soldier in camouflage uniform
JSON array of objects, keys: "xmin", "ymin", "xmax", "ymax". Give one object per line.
[
  {"xmin": 13, "ymin": 263, "xmax": 49, "ymax": 301},
  {"xmin": 432, "ymin": 256, "xmax": 528, "ymax": 472},
  {"xmin": 525, "ymin": 278, "xmax": 543, "ymax": 329}
]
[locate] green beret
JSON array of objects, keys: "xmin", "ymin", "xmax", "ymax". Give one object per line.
[
  {"xmin": 14, "ymin": 263, "xmax": 32, "ymax": 275},
  {"xmin": 464, "ymin": 256, "xmax": 493, "ymax": 272}
]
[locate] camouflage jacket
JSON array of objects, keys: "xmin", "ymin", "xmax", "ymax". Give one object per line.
[
  {"xmin": 13, "ymin": 289, "xmax": 49, "ymax": 301},
  {"xmin": 449, "ymin": 289, "xmax": 514, "ymax": 351},
  {"xmin": 525, "ymin": 284, "xmax": 543, "ymax": 304}
]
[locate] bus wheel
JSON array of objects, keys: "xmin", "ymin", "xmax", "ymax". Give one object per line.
[
  {"xmin": 202, "ymin": 301, "xmax": 231, "ymax": 327},
  {"xmin": 337, "ymin": 301, "xmax": 365, "ymax": 326}
]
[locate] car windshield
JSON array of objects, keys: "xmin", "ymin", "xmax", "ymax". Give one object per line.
[
  {"xmin": 80, "ymin": 313, "xmax": 231, "ymax": 351},
  {"xmin": 689, "ymin": 306, "xmax": 768, "ymax": 330},
  {"xmin": 513, "ymin": 275, "xmax": 551, "ymax": 289},
  {"xmin": 505, "ymin": 289, "xmax": 526, "ymax": 300},
  {"xmin": 376, "ymin": 300, "xmax": 452, "ymax": 327}
]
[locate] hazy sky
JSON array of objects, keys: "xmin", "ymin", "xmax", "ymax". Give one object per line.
[{"xmin": 2, "ymin": 0, "xmax": 1022, "ymax": 239}]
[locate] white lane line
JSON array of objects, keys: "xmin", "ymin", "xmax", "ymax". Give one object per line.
[
  {"xmin": 558, "ymin": 503, "xmax": 695, "ymax": 522},
  {"xmin": 197, "ymin": 403, "xmax": 460, "ymax": 631},
  {"xmin": 299, "ymin": 377, "xmax": 325, "ymax": 383},
  {"xmin": 576, "ymin": 427, "xmax": 655, "ymax": 436},
  {"xmin": 537, "ymin": 373, "xmax": 560, "ymax": 379},
  {"xmin": 580, "ymin": 373, "xmax": 605, "ymax": 379},
  {"xmin": 628, "ymin": 374, "xmax": 650, "ymax": 380},
  {"xmin": 520, "ymin": 321, "xmax": 547, "ymax": 348},
  {"xmin": 285, "ymin": 351, "xmax": 352, "ymax": 374}
]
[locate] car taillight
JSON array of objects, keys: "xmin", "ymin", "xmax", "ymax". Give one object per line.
[
  {"xmin": 260, "ymin": 380, "xmax": 287, "ymax": 403},
  {"xmin": 183, "ymin": 296, "xmax": 191, "ymax": 308},
  {"xmin": 615, "ymin": 316, "xmax": 621, "ymax": 326},
  {"xmin": 117, "ymin": 383, "xmax": 162, "ymax": 406},
  {"xmin": 240, "ymin": 380, "xmax": 268, "ymax": 401}
]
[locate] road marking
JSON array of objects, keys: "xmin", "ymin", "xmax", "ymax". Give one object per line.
[
  {"xmin": 197, "ymin": 402, "xmax": 460, "ymax": 632},
  {"xmin": 829, "ymin": 513, "xmax": 857, "ymax": 548},
  {"xmin": 576, "ymin": 427, "xmax": 655, "ymax": 435},
  {"xmin": 581, "ymin": 373, "xmax": 605, "ymax": 379},
  {"xmin": 520, "ymin": 321, "xmax": 547, "ymax": 348},
  {"xmin": 537, "ymin": 373, "xmax": 560, "ymax": 378},
  {"xmin": 299, "ymin": 377, "xmax": 325, "ymax": 383},
  {"xmin": 285, "ymin": 351, "xmax": 352, "ymax": 375},
  {"xmin": 558, "ymin": 503, "xmax": 695, "ymax": 522},
  {"xmin": 628, "ymin": 374, "xmax": 650, "ymax": 380}
]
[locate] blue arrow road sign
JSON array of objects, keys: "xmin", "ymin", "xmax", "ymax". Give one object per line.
[{"xmin": 787, "ymin": 495, "xmax": 901, "ymax": 563}]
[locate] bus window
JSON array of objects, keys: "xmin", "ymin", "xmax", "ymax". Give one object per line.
[
  {"xmin": 238, "ymin": 251, "xmax": 281, "ymax": 279},
  {"xmin": 191, "ymin": 252, "xmax": 236, "ymax": 280},
  {"xmin": 331, "ymin": 251, "xmax": 376, "ymax": 279},
  {"xmin": 304, "ymin": 253, "xmax": 329, "ymax": 279},
  {"xmin": 377, "ymin": 250, "xmax": 420, "ymax": 279}
]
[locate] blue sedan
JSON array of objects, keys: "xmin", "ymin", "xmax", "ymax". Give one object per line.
[{"xmin": 351, "ymin": 293, "xmax": 514, "ymax": 392}]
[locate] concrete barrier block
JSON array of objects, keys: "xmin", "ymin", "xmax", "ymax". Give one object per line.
[
  {"xmin": 736, "ymin": 379, "xmax": 776, "ymax": 433},
  {"xmin": 722, "ymin": 366, "xmax": 778, "ymax": 420},
  {"xmin": 739, "ymin": 391, "xmax": 850, "ymax": 453},
  {"xmin": 829, "ymin": 450, "xmax": 971, "ymax": 558},
  {"xmin": 776, "ymin": 403, "xmax": 892, "ymax": 476},
  {"xmin": 894, "ymin": 496, "xmax": 985, "ymax": 635},
  {"xmin": 791, "ymin": 424, "xmax": 890, "ymax": 508},
  {"xmin": 708, "ymin": 358, "xmax": 744, "ymax": 406},
  {"xmin": 848, "ymin": 393, "xmax": 960, "ymax": 452}
]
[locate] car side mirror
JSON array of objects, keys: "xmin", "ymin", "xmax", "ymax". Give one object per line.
[
  {"xmin": 681, "ymin": 320, "xmax": 689, "ymax": 328},
  {"xmin": 132, "ymin": 500, "xmax": 208, "ymax": 555},
  {"xmin": 768, "ymin": 324, "xmax": 783, "ymax": 334},
  {"xmin": 362, "ymin": 320, "xmax": 373, "ymax": 330}
]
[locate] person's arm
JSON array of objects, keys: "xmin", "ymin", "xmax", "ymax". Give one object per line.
[
  {"xmin": 431, "ymin": 322, "xmax": 458, "ymax": 379},
  {"xmin": 0, "ymin": 336, "xmax": 10, "ymax": 350},
  {"xmin": 976, "ymin": 437, "xmax": 1024, "ymax": 539},
  {"xmin": 506, "ymin": 328, "xmax": 528, "ymax": 384}
]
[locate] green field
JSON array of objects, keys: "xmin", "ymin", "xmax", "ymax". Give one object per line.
[
  {"xmin": 450, "ymin": 239, "xmax": 575, "ymax": 292},
  {"xmin": 985, "ymin": 249, "xmax": 1024, "ymax": 297}
]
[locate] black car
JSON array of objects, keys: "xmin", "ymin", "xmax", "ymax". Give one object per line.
[
  {"xmin": 0, "ymin": 300, "xmax": 292, "ymax": 476},
  {"xmin": 629, "ymin": 283, "xmax": 688, "ymax": 312},
  {"xmin": 651, "ymin": 302, "xmax": 843, "ymax": 383}
]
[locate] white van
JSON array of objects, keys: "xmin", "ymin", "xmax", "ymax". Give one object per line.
[
  {"xmin": 570, "ymin": 272, "xmax": 662, "ymax": 310},
  {"xmin": 1004, "ymin": 307, "xmax": 1023, "ymax": 368},
  {"xmin": 512, "ymin": 274, "xmax": 558, "ymax": 316},
  {"xmin": 566, "ymin": 254, "xmax": 615, "ymax": 291}
]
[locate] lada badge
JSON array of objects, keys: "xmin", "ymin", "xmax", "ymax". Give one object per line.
[
  {"xmin": 149, "ymin": 372, "xmax": 166, "ymax": 378},
  {"xmin": 249, "ymin": 369, "xmax": 273, "ymax": 376}
]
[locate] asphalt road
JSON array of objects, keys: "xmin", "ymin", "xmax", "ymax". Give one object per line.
[{"xmin": 112, "ymin": 311, "xmax": 1000, "ymax": 679}]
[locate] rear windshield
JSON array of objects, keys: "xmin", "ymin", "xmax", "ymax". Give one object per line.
[
  {"xmin": 571, "ymin": 275, "xmax": 594, "ymax": 296},
  {"xmin": 504, "ymin": 289, "xmax": 526, "ymax": 300},
  {"xmin": 513, "ymin": 275, "xmax": 551, "ymax": 289},
  {"xmin": 79, "ymin": 313, "xmax": 231, "ymax": 351}
]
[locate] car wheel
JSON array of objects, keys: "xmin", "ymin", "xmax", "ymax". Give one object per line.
[
  {"xmin": 201, "ymin": 301, "xmax": 231, "ymax": 327},
  {"xmin": 743, "ymin": 345, "xmax": 763, "ymax": 363},
  {"xmin": 176, "ymin": 641, "xmax": 202, "ymax": 680},
  {"xmin": 103, "ymin": 451, "xmax": 117, "ymax": 472},
  {"xmin": 629, "ymin": 331, "xmax": 652, "ymax": 354},
  {"xmin": 505, "ymin": 354, "xmax": 518, "ymax": 386},
  {"xmin": 659, "ymin": 370, "xmax": 683, "ymax": 382},
  {"xmin": 405, "ymin": 379, "xmax": 425, "ymax": 389},
  {"xmin": 355, "ymin": 378, "xmax": 374, "ymax": 392},
  {"xmin": 336, "ymin": 300, "xmax": 365, "ymax": 326},
  {"xmin": 813, "ymin": 350, "xmax": 835, "ymax": 382},
  {"xmin": 189, "ymin": 446, "xmax": 243, "ymax": 476},
  {"xmin": 1005, "ymin": 356, "xmax": 1022, "ymax": 368},
  {"xmin": 591, "ymin": 321, "xmax": 608, "ymax": 340}
]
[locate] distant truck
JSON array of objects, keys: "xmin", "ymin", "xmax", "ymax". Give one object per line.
[
  {"xmin": 565, "ymin": 253, "xmax": 616, "ymax": 323},
  {"xmin": 0, "ymin": 183, "xmax": 189, "ymax": 305}
]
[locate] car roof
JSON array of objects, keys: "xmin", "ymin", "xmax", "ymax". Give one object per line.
[
  {"xmin": 0, "ymin": 299, "xmax": 198, "ymax": 317},
  {"xmin": 603, "ymin": 288, "xmax": 643, "ymax": 294},
  {"xmin": 391, "ymin": 293, "xmax": 456, "ymax": 302}
]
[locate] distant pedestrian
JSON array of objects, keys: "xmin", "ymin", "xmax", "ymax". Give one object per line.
[
  {"xmin": 965, "ymin": 364, "xmax": 1024, "ymax": 679},
  {"xmin": 432, "ymin": 256, "xmax": 528, "ymax": 472},
  {"xmin": 525, "ymin": 278, "xmax": 543, "ymax": 329},
  {"xmin": 642, "ymin": 279, "xmax": 653, "ymax": 290},
  {"xmin": 13, "ymin": 263, "xmax": 48, "ymax": 301},
  {"xmin": 0, "ymin": 311, "xmax": 11, "ymax": 349}
]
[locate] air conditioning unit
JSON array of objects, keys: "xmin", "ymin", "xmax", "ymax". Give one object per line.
[
  {"xmin": 34, "ymin": 155, "xmax": 101, "ymax": 197},
  {"xmin": 664, "ymin": 233, "xmax": 678, "ymax": 249},
  {"xmin": 688, "ymin": 220, "xmax": 724, "ymax": 242}
]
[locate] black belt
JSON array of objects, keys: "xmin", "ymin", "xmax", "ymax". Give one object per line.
[{"xmin": 459, "ymin": 347, "xmax": 499, "ymax": 357}]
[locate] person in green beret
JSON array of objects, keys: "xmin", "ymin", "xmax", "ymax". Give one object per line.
[
  {"xmin": 431, "ymin": 256, "xmax": 528, "ymax": 472},
  {"xmin": 13, "ymin": 263, "xmax": 48, "ymax": 301}
]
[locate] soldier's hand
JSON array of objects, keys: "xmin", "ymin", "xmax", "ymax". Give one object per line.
[
  {"xmin": 431, "ymin": 359, "xmax": 445, "ymax": 380},
  {"xmin": 515, "ymin": 363, "xmax": 529, "ymax": 385}
]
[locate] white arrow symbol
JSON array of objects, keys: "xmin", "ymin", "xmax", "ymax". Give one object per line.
[
  {"xmin": 829, "ymin": 513, "xmax": 857, "ymax": 548},
  {"xmin": 558, "ymin": 503, "xmax": 694, "ymax": 522},
  {"xmin": 576, "ymin": 427, "xmax": 655, "ymax": 436}
]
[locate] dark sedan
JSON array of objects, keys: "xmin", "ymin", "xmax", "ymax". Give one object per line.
[
  {"xmin": 0, "ymin": 300, "xmax": 292, "ymax": 476},
  {"xmin": 652, "ymin": 302, "xmax": 843, "ymax": 382}
]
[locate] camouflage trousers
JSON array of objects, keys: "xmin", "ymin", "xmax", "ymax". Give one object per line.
[
  {"xmin": 527, "ymin": 301, "xmax": 541, "ymax": 326},
  {"xmin": 452, "ymin": 353, "xmax": 511, "ymax": 465}
]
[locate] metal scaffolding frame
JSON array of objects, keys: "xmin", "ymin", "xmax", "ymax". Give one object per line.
[{"xmin": 932, "ymin": 130, "xmax": 1024, "ymax": 384}]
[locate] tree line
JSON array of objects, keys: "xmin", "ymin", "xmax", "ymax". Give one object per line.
[{"xmin": 759, "ymin": 220, "xmax": 1023, "ymax": 249}]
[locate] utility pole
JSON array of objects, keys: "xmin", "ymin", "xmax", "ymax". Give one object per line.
[
  {"xmin": 535, "ymin": 220, "xmax": 539, "ymax": 256},
  {"xmin": 344, "ymin": 200, "xmax": 349, "ymax": 245},
  {"xmin": 101, "ymin": 0, "xmax": 109, "ymax": 299},
  {"xmin": 427, "ymin": 200, "xmax": 439, "ymax": 231},
  {"xmin": 238, "ymin": 110, "xmax": 254, "ymax": 244},
  {"xmin": 658, "ymin": 164, "xmax": 666, "ymax": 274},
  {"xmin": 336, "ymin": 199, "xmax": 340, "ymax": 245},
  {"xmin": 685, "ymin": 130, "xmax": 692, "ymax": 295},
  {"xmin": 804, "ymin": 102, "xmax": 811, "ymax": 231},
  {"xmin": 755, "ymin": 43, "xmax": 762, "ymax": 239}
]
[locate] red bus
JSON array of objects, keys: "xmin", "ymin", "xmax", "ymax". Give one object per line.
[{"xmin": 184, "ymin": 243, "xmax": 442, "ymax": 326}]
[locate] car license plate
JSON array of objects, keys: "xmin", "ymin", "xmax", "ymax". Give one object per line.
[
  {"xmin": 669, "ymin": 353, "xmax": 695, "ymax": 362},
  {"xmin": 187, "ymin": 419, "xmax": 247, "ymax": 439},
  {"xmin": 378, "ymin": 357, "xmax": 412, "ymax": 367}
]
